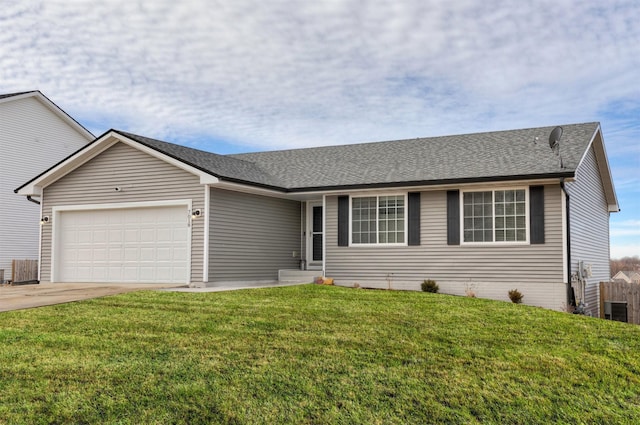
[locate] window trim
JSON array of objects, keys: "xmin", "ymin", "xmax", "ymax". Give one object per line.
[
  {"xmin": 349, "ymin": 193, "xmax": 408, "ymax": 247},
  {"xmin": 459, "ymin": 186, "xmax": 530, "ymax": 245}
]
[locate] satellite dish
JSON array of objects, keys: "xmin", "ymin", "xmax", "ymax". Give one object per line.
[
  {"xmin": 548, "ymin": 126, "xmax": 564, "ymax": 168},
  {"xmin": 549, "ymin": 126, "xmax": 563, "ymax": 152}
]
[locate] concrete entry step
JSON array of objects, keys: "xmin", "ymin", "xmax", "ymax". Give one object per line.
[{"xmin": 278, "ymin": 269, "xmax": 320, "ymax": 283}]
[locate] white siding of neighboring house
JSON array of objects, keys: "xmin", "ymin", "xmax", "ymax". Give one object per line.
[
  {"xmin": 325, "ymin": 184, "xmax": 568, "ymax": 310},
  {"xmin": 565, "ymin": 146, "xmax": 612, "ymax": 317},
  {"xmin": 0, "ymin": 96, "xmax": 91, "ymax": 276},
  {"xmin": 40, "ymin": 142, "xmax": 205, "ymax": 283}
]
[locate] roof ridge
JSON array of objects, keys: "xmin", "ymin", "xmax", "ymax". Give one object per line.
[{"xmin": 230, "ymin": 122, "xmax": 600, "ymax": 157}]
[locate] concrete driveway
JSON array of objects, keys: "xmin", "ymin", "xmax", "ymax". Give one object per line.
[
  {"xmin": 0, "ymin": 281, "xmax": 309, "ymax": 312},
  {"xmin": 0, "ymin": 283, "xmax": 181, "ymax": 312}
]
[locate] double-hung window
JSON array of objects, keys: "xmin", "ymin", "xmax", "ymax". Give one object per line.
[
  {"xmin": 351, "ymin": 195, "xmax": 406, "ymax": 245},
  {"xmin": 462, "ymin": 189, "xmax": 527, "ymax": 243}
]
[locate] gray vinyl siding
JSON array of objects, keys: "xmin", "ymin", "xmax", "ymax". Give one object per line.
[
  {"xmin": 40, "ymin": 142, "xmax": 205, "ymax": 283},
  {"xmin": 0, "ymin": 96, "xmax": 90, "ymax": 272},
  {"xmin": 325, "ymin": 185, "xmax": 567, "ymax": 310},
  {"xmin": 565, "ymin": 146, "xmax": 611, "ymax": 317},
  {"xmin": 209, "ymin": 188, "xmax": 301, "ymax": 282}
]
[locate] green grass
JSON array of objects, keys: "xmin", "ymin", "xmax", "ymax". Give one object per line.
[{"xmin": 1, "ymin": 285, "xmax": 640, "ymax": 424}]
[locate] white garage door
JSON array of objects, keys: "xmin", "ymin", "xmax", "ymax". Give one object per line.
[{"xmin": 56, "ymin": 205, "xmax": 189, "ymax": 283}]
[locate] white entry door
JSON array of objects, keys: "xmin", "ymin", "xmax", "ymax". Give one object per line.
[{"xmin": 55, "ymin": 205, "xmax": 189, "ymax": 283}]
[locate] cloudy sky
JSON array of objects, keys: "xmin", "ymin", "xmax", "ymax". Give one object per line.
[{"xmin": 1, "ymin": 0, "xmax": 638, "ymax": 258}]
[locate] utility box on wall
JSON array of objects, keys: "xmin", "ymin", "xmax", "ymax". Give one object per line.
[{"xmin": 604, "ymin": 301, "xmax": 628, "ymax": 323}]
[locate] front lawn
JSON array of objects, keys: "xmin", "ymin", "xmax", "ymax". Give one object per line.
[{"xmin": 1, "ymin": 285, "xmax": 639, "ymax": 424}]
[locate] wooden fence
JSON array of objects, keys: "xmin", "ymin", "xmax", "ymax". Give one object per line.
[
  {"xmin": 600, "ymin": 281, "xmax": 640, "ymax": 325},
  {"xmin": 11, "ymin": 259, "xmax": 39, "ymax": 284}
]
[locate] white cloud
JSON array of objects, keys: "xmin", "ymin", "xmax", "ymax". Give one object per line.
[
  {"xmin": 3, "ymin": 0, "xmax": 639, "ymax": 257},
  {"xmin": 611, "ymin": 220, "xmax": 640, "ymax": 237},
  {"xmin": 611, "ymin": 219, "xmax": 640, "ymax": 258},
  {"xmin": 611, "ymin": 243, "xmax": 640, "ymax": 260},
  {"xmin": 1, "ymin": 0, "xmax": 639, "ymax": 150}
]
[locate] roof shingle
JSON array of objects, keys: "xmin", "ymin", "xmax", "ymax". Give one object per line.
[{"xmin": 117, "ymin": 123, "xmax": 600, "ymax": 192}]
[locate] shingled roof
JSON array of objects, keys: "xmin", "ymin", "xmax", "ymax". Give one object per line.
[
  {"xmin": 116, "ymin": 131, "xmax": 284, "ymax": 189},
  {"xmin": 17, "ymin": 122, "xmax": 602, "ymax": 195},
  {"xmin": 117, "ymin": 123, "xmax": 600, "ymax": 192},
  {"xmin": 231, "ymin": 123, "xmax": 598, "ymax": 191}
]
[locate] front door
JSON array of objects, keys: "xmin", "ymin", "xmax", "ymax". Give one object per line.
[{"xmin": 307, "ymin": 202, "xmax": 323, "ymax": 270}]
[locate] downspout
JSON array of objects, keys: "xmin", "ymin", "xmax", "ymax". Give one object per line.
[
  {"xmin": 27, "ymin": 195, "xmax": 40, "ymax": 205},
  {"xmin": 560, "ymin": 179, "xmax": 575, "ymax": 307}
]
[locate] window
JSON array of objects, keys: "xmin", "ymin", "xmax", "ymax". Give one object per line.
[
  {"xmin": 352, "ymin": 195, "xmax": 405, "ymax": 244},
  {"xmin": 462, "ymin": 189, "xmax": 527, "ymax": 243}
]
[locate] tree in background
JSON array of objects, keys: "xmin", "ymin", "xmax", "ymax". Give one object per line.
[{"xmin": 610, "ymin": 256, "xmax": 640, "ymax": 277}]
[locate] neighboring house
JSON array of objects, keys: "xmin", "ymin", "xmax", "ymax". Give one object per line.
[
  {"xmin": 612, "ymin": 271, "xmax": 640, "ymax": 284},
  {"xmin": 15, "ymin": 122, "xmax": 618, "ymax": 313},
  {"xmin": 0, "ymin": 91, "xmax": 93, "ymax": 279}
]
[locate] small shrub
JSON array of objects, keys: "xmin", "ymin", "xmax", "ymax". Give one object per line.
[
  {"xmin": 508, "ymin": 289, "xmax": 524, "ymax": 304},
  {"xmin": 421, "ymin": 279, "xmax": 439, "ymax": 293},
  {"xmin": 464, "ymin": 282, "xmax": 477, "ymax": 298}
]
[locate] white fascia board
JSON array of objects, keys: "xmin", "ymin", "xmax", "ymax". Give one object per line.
[
  {"xmin": 16, "ymin": 131, "xmax": 219, "ymax": 196},
  {"xmin": 213, "ymin": 180, "xmax": 289, "ymax": 199},
  {"xmin": 290, "ymin": 177, "xmax": 567, "ymax": 198}
]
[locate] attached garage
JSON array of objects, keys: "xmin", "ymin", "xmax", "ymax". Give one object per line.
[{"xmin": 53, "ymin": 203, "xmax": 190, "ymax": 284}]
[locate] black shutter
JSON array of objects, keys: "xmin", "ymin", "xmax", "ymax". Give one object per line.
[
  {"xmin": 447, "ymin": 190, "xmax": 460, "ymax": 245},
  {"xmin": 408, "ymin": 192, "xmax": 421, "ymax": 246},
  {"xmin": 338, "ymin": 196, "xmax": 349, "ymax": 246},
  {"xmin": 530, "ymin": 186, "xmax": 545, "ymax": 244}
]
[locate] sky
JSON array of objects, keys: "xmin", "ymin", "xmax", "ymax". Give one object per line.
[{"xmin": 1, "ymin": 0, "xmax": 638, "ymax": 258}]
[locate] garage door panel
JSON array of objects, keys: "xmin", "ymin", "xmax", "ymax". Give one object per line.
[
  {"xmin": 140, "ymin": 229, "xmax": 156, "ymax": 242},
  {"xmin": 108, "ymin": 247, "xmax": 122, "ymax": 261},
  {"xmin": 108, "ymin": 267, "xmax": 121, "ymax": 280},
  {"xmin": 139, "ymin": 267, "xmax": 156, "ymax": 280},
  {"xmin": 78, "ymin": 230, "xmax": 93, "ymax": 243},
  {"xmin": 76, "ymin": 267, "xmax": 90, "ymax": 280},
  {"xmin": 124, "ymin": 229, "xmax": 139, "ymax": 242},
  {"xmin": 139, "ymin": 247, "xmax": 155, "ymax": 261},
  {"xmin": 156, "ymin": 228, "xmax": 172, "ymax": 242},
  {"xmin": 57, "ymin": 205, "xmax": 189, "ymax": 283},
  {"xmin": 124, "ymin": 246, "xmax": 140, "ymax": 261},
  {"xmin": 123, "ymin": 267, "xmax": 139, "ymax": 281},
  {"xmin": 91, "ymin": 266, "xmax": 107, "ymax": 280},
  {"xmin": 93, "ymin": 230, "xmax": 107, "ymax": 243},
  {"xmin": 173, "ymin": 247, "xmax": 188, "ymax": 261},
  {"xmin": 77, "ymin": 248, "xmax": 93, "ymax": 261}
]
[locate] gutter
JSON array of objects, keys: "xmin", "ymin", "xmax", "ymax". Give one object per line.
[
  {"xmin": 27, "ymin": 195, "xmax": 40, "ymax": 205},
  {"xmin": 560, "ymin": 179, "xmax": 575, "ymax": 307}
]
